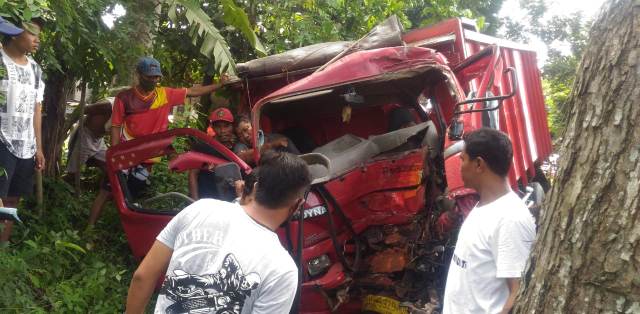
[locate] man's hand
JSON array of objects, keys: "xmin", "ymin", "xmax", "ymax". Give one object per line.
[
  {"xmin": 219, "ymin": 73, "xmax": 229, "ymax": 85},
  {"xmin": 35, "ymin": 150, "xmax": 45, "ymax": 170}
]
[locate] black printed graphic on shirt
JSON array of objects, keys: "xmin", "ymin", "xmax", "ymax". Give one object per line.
[
  {"xmin": 16, "ymin": 90, "xmax": 29, "ymax": 113},
  {"xmin": 11, "ymin": 116, "xmax": 31, "ymax": 134},
  {"xmin": 15, "ymin": 66, "xmax": 31, "ymax": 85},
  {"xmin": 160, "ymin": 253, "xmax": 261, "ymax": 314}
]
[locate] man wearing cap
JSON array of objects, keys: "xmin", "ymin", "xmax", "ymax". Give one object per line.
[
  {"xmin": 111, "ymin": 57, "xmax": 228, "ymax": 146},
  {"xmin": 0, "ymin": 17, "xmax": 45, "ymax": 242},
  {"xmin": 208, "ymin": 107, "xmax": 236, "ymax": 150},
  {"xmin": 188, "ymin": 107, "xmax": 237, "ymax": 200}
]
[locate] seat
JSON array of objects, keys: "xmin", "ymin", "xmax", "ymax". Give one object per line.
[{"xmin": 311, "ymin": 121, "xmax": 439, "ymax": 179}]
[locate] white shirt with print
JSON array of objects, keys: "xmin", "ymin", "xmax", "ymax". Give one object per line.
[
  {"xmin": 443, "ymin": 191, "xmax": 536, "ymax": 314},
  {"xmin": 0, "ymin": 49, "xmax": 44, "ymax": 159},
  {"xmin": 155, "ymin": 199, "xmax": 298, "ymax": 314}
]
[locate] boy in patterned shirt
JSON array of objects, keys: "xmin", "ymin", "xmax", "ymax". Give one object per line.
[{"xmin": 0, "ymin": 17, "xmax": 45, "ymax": 243}]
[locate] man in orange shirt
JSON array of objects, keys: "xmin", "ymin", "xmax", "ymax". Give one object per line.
[{"xmin": 111, "ymin": 57, "xmax": 227, "ymax": 146}]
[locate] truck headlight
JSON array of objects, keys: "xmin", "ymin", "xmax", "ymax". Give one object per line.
[{"xmin": 308, "ymin": 254, "xmax": 331, "ymax": 277}]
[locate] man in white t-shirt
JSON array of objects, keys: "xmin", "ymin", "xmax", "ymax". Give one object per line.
[
  {"xmin": 126, "ymin": 151, "xmax": 311, "ymax": 314},
  {"xmin": 443, "ymin": 128, "xmax": 536, "ymax": 314},
  {"xmin": 0, "ymin": 17, "xmax": 45, "ymax": 242}
]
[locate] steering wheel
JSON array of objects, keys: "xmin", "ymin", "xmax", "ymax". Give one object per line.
[{"xmin": 139, "ymin": 192, "xmax": 195, "ymax": 213}]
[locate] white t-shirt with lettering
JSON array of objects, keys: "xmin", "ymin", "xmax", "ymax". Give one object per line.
[
  {"xmin": 155, "ymin": 199, "xmax": 298, "ymax": 314},
  {"xmin": 443, "ymin": 191, "xmax": 536, "ymax": 314}
]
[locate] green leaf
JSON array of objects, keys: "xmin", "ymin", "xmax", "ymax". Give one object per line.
[
  {"xmin": 25, "ymin": 239, "xmax": 38, "ymax": 249},
  {"xmin": 168, "ymin": 3, "xmax": 177, "ymax": 22},
  {"xmin": 28, "ymin": 273, "xmax": 41, "ymax": 288},
  {"xmin": 170, "ymin": 0, "xmax": 238, "ymax": 75},
  {"xmin": 54, "ymin": 240, "xmax": 86, "ymax": 254},
  {"xmin": 221, "ymin": 0, "xmax": 267, "ymax": 57}
]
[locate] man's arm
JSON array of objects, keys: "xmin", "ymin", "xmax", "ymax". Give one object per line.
[
  {"xmin": 111, "ymin": 126, "xmax": 121, "ymax": 146},
  {"xmin": 186, "ymin": 75, "xmax": 228, "ymax": 97},
  {"xmin": 501, "ymin": 278, "xmax": 520, "ymax": 314},
  {"xmin": 33, "ymin": 103, "xmax": 44, "ymax": 170},
  {"xmin": 126, "ymin": 240, "xmax": 173, "ymax": 314},
  {"xmin": 188, "ymin": 169, "xmax": 199, "ymax": 200},
  {"xmin": 186, "ymin": 83, "xmax": 221, "ymax": 97},
  {"xmin": 235, "ymin": 148, "xmax": 255, "ymax": 164},
  {"xmin": 234, "ymin": 138, "xmax": 289, "ymax": 164},
  {"xmin": 111, "ymin": 96, "xmax": 126, "ymax": 146}
]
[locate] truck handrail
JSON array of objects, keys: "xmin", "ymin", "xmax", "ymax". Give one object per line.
[{"xmin": 453, "ymin": 67, "xmax": 518, "ymax": 114}]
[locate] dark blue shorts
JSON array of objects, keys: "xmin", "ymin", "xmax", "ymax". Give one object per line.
[{"xmin": 0, "ymin": 143, "xmax": 35, "ymax": 198}]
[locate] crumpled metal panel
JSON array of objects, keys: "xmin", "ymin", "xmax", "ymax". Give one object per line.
[{"xmin": 370, "ymin": 247, "xmax": 408, "ymax": 273}]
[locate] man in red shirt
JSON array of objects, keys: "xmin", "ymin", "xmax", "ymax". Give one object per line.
[{"xmin": 111, "ymin": 57, "xmax": 227, "ymax": 145}]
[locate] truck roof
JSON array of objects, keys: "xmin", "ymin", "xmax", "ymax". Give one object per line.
[{"xmin": 251, "ymin": 46, "xmax": 454, "ymax": 114}]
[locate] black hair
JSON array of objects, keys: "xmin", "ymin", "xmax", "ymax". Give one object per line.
[
  {"xmin": 254, "ymin": 151, "xmax": 311, "ymax": 209},
  {"xmin": 463, "ymin": 128, "xmax": 513, "ymax": 177},
  {"xmin": 242, "ymin": 169, "xmax": 258, "ymax": 197},
  {"xmin": 234, "ymin": 114, "xmax": 251, "ymax": 129},
  {"xmin": 1, "ymin": 35, "xmax": 11, "ymax": 46}
]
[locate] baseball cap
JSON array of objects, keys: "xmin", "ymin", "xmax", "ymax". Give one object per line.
[
  {"xmin": 209, "ymin": 107, "xmax": 234, "ymax": 124},
  {"xmin": 0, "ymin": 17, "xmax": 24, "ymax": 36},
  {"xmin": 136, "ymin": 57, "xmax": 163, "ymax": 77}
]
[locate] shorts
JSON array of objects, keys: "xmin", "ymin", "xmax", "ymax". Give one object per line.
[{"xmin": 0, "ymin": 143, "xmax": 35, "ymax": 198}]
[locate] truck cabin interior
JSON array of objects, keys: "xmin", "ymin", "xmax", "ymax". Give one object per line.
[{"xmin": 256, "ymin": 66, "xmax": 460, "ymax": 159}]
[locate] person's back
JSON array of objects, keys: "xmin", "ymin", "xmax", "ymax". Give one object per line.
[
  {"xmin": 126, "ymin": 151, "xmax": 311, "ymax": 314},
  {"xmin": 155, "ymin": 199, "xmax": 297, "ymax": 313}
]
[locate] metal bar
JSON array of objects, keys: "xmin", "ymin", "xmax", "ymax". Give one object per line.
[{"xmin": 454, "ymin": 67, "xmax": 518, "ymax": 114}]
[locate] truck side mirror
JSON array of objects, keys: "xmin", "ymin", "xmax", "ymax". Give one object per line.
[{"xmin": 448, "ymin": 118, "xmax": 464, "ymax": 140}]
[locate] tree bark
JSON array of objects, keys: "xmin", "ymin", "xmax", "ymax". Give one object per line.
[
  {"xmin": 42, "ymin": 69, "xmax": 74, "ymax": 177},
  {"xmin": 514, "ymin": 0, "xmax": 640, "ymax": 313}
]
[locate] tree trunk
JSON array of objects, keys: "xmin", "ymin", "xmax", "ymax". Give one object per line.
[
  {"xmin": 73, "ymin": 82, "xmax": 87, "ymax": 195},
  {"xmin": 117, "ymin": 0, "xmax": 161, "ymax": 85},
  {"xmin": 42, "ymin": 69, "xmax": 74, "ymax": 177},
  {"xmin": 514, "ymin": 0, "xmax": 640, "ymax": 313}
]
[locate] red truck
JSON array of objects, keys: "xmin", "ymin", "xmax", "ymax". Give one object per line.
[{"xmin": 107, "ymin": 17, "xmax": 552, "ymax": 313}]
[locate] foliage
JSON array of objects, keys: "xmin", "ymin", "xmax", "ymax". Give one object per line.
[
  {"xmin": 542, "ymin": 79, "xmax": 570, "ymax": 138},
  {"xmin": 404, "ymin": 0, "xmax": 504, "ymax": 34},
  {"xmin": 0, "ymin": 0, "xmax": 49, "ymax": 21},
  {"xmin": 499, "ymin": 0, "xmax": 591, "ymax": 138},
  {"xmin": 0, "ymin": 0, "xmax": 135, "ymax": 98},
  {"xmin": 156, "ymin": 0, "xmax": 266, "ymax": 76},
  {"xmin": 254, "ymin": 0, "xmax": 504, "ymax": 54},
  {"xmin": 0, "ymin": 176, "xmax": 136, "ymax": 313}
]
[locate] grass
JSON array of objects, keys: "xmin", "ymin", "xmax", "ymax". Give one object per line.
[{"xmin": 0, "ymin": 173, "xmax": 138, "ymax": 313}]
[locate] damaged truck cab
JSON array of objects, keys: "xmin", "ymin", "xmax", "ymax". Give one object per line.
[
  {"xmin": 106, "ymin": 17, "xmax": 552, "ymax": 314},
  {"xmin": 232, "ymin": 17, "xmax": 552, "ymax": 313}
]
